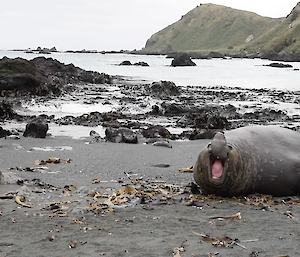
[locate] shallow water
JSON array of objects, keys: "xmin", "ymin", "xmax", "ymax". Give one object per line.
[{"xmin": 1, "ymin": 50, "xmax": 300, "ymax": 91}]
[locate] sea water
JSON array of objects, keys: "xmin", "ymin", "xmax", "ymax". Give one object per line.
[{"xmin": 1, "ymin": 50, "xmax": 300, "ymax": 91}]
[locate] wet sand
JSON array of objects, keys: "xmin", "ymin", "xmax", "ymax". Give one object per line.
[{"xmin": 0, "ymin": 135, "xmax": 299, "ymax": 257}]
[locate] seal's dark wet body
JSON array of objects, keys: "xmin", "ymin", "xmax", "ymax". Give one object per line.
[{"xmin": 194, "ymin": 126, "xmax": 300, "ymax": 196}]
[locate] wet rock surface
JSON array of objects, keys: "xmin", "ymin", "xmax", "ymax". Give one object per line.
[
  {"xmin": 264, "ymin": 62, "xmax": 293, "ymax": 68},
  {"xmin": 171, "ymin": 53, "xmax": 196, "ymax": 67},
  {"xmin": 0, "ymin": 56, "xmax": 111, "ymax": 96},
  {"xmin": 23, "ymin": 118, "xmax": 49, "ymax": 138}
]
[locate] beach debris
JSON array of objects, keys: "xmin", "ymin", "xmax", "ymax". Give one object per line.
[
  {"xmin": 209, "ymin": 212, "xmax": 242, "ymax": 220},
  {"xmin": 49, "ymin": 209, "xmax": 68, "ymax": 218},
  {"xmin": 208, "ymin": 252, "xmax": 219, "ymax": 257},
  {"xmin": 284, "ymin": 210, "xmax": 294, "ymax": 219},
  {"xmin": 0, "ymin": 210, "xmax": 2, "ymax": 216},
  {"xmin": 44, "ymin": 235, "xmax": 56, "ymax": 242},
  {"xmin": 69, "ymin": 240, "xmax": 77, "ymax": 248},
  {"xmin": 173, "ymin": 246, "xmax": 185, "ymax": 257},
  {"xmin": 63, "ymin": 185, "xmax": 78, "ymax": 195},
  {"xmin": 15, "ymin": 196, "xmax": 33, "ymax": 208},
  {"xmin": 86, "ymin": 182, "xmax": 184, "ymax": 214},
  {"xmin": 152, "ymin": 163, "xmax": 170, "ymax": 168},
  {"xmin": 34, "ymin": 157, "xmax": 71, "ymax": 165},
  {"xmin": 179, "ymin": 166, "xmax": 194, "ymax": 172},
  {"xmin": 192, "ymin": 232, "xmax": 247, "ymax": 249},
  {"xmin": 250, "ymin": 251, "xmax": 259, "ymax": 256},
  {"xmin": 72, "ymin": 218, "xmax": 83, "ymax": 226},
  {"xmin": 92, "ymin": 178, "xmax": 101, "ymax": 184}
]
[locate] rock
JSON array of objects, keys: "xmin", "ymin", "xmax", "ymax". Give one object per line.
[
  {"xmin": 264, "ymin": 62, "xmax": 293, "ymax": 68},
  {"xmin": 121, "ymin": 128, "xmax": 138, "ymax": 143},
  {"xmin": 141, "ymin": 125, "xmax": 171, "ymax": 138},
  {"xmin": 189, "ymin": 129, "xmax": 219, "ymax": 140},
  {"xmin": 0, "ymin": 101, "xmax": 18, "ymax": 119},
  {"xmin": 161, "ymin": 102, "xmax": 186, "ymax": 115},
  {"xmin": 171, "ymin": 53, "xmax": 196, "ymax": 67},
  {"xmin": 89, "ymin": 130, "xmax": 103, "ymax": 143},
  {"xmin": 119, "ymin": 61, "xmax": 149, "ymax": 66},
  {"xmin": 0, "ymin": 56, "xmax": 111, "ymax": 96},
  {"xmin": 133, "ymin": 61, "xmax": 149, "ymax": 66},
  {"xmin": 119, "ymin": 60, "xmax": 132, "ymax": 66},
  {"xmin": 150, "ymin": 81, "xmax": 180, "ymax": 97},
  {"xmin": 0, "ymin": 126, "xmax": 12, "ymax": 138},
  {"xmin": 105, "ymin": 127, "xmax": 138, "ymax": 143},
  {"xmin": 23, "ymin": 119, "xmax": 48, "ymax": 138}
]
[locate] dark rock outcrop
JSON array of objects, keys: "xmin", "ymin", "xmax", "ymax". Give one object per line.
[
  {"xmin": 119, "ymin": 60, "xmax": 149, "ymax": 66},
  {"xmin": 141, "ymin": 125, "xmax": 171, "ymax": 138},
  {"xmin": 171, "ymin": 53, "xmax": 196, "ymax": 67},
  {"xmin": 150, "ymin": 81, "xmax": 180, "ymax": 97},
  {"xmin": 23, "ymin": 119, "xmax": 48, "ymax": 138},
  {"xmin": 105, "ymin": 127, "xmax": 138, "ymax": 143},
  {"xmin": 119, "ymin": 60, "xmax": 132, "ymax": 66},
  {"xmin": 133, "ymin": 61, "xmax": 149, "ymax": 66},
  {"xmin": 0, "ymin": 101, "xmax": 18, "ymax": 120},
  {"xmin": 0, "ymin": 126, "xmax": 12, "ymax": 138},
  {"xmin": 264, "ymin": 62, "xmax": 293, "ymax": 68},
  {"xmin": 0, "ymin": 56, "xmax": 111, "ymax": 96}
]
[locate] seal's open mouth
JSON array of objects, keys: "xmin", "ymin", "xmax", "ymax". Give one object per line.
[{"xmin": 210, "ymin": 155, "xmax": 225, "ymax": 179}]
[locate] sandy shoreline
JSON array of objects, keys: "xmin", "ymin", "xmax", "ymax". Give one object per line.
[{"xmin": 0, "ymin": 136, "xmax": 300, "ymax": 257}]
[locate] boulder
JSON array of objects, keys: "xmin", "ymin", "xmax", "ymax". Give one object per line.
[
  {"xmin": 23, "ymin": 119, "xmax": 48, "ymax": 138},
  {"xmin": 133, "ymin": 62, "xmax": 149, "ymax": 66},
  {"xmin": 150, "ymin": 81, "xmax": 180, "ymax": 97},
  {"xmin": 119, "ymin": 60, "xmax": 132, "ymax": 66},
  {"xmin": 0, "ymin": 101, "xmax": 18, "ymax": 119},
  {"xmin": 0, "ymin": 126, "xmax": 12, "ymax": 138},
  {"xmin": 105, "ymin": 127, "xmax": 138, "ymax": 143},
  {"xmin": 141, "ymin": 125, "xmax": 171, "ymax": 138},
  {"xmin": 171, "ymin": 53, "xmax": 196, "ymax": 67},
  {"xmin": 264, "ymin": 62, "xmax": 293, "ymax": 68}
]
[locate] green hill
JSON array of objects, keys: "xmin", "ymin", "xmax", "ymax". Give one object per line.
[
  {"xmin": 143, "ymin": 3, "xmax": 297, "ymax": 55},
  {"xmin": 246, "ymin": 3, "xmax": 300, "ymax": 54}
]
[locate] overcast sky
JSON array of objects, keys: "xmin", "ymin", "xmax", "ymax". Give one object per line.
[{"xmin": 0, "ymin": 1, "xmax": 298, "ymax": 51}]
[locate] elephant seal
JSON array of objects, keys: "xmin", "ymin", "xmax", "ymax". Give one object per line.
[{"xmin": 193, "ymin": 125, "xmax": 300, "ymax": 196}]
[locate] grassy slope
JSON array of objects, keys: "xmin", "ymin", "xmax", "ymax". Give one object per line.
[
  {"xmin": 144, "ymin": 3, "xmax": 284, "ymax": 53},
  {"xmin": 246, "ymin": 3, "xmax": 300, "ymax": 54}
]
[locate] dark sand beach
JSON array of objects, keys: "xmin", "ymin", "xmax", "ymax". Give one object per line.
[{"xmin": 0, "ymin": 135, "xmax": 299, "ymax": 257}]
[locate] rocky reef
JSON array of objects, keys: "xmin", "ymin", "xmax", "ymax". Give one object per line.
[
  {"xmin": 0, "ymin": 56, "xmax": 111, "ymax": 96},
  {"xmin": 1, "ymin": 56, "xmax": 300, "ymax": 142}
]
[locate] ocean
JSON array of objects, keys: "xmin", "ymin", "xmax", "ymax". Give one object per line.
[{"xmin": 1, "ymin": 50, "xmax": 300, "ymax": 91}]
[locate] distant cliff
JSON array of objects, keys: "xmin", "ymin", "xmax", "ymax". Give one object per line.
[{"xmin": 143, "ymin": 3, "xmax": 300, "ymax": 57}]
